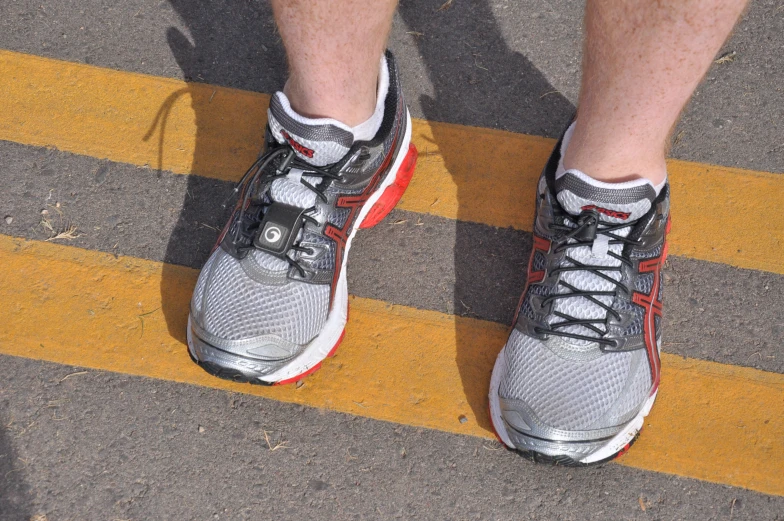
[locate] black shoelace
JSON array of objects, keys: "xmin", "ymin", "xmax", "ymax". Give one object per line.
[
  {"xmin": 533, "ymin": 213, "xmax": 641, "ymax": 347},
  {"xmin": 225, "ymin": 144, "xmax": 341, "ymax": 276}
]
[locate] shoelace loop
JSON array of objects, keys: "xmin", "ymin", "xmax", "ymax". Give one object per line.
[{"xmin": 533, "ymin": 211, "xmax": 642, "ymax": 347}]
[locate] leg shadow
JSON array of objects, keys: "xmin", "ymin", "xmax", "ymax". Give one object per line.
[
  {"xmin": 157, "ymin": 0, "xmax": 287, "ymax": 343},
  {"xmin": 398, "ymin": 0, "xmax": 575, "ymax": 432},
  {"xmin": 0, "ymin": 414, "xmax": 34, "ymax": 520}
]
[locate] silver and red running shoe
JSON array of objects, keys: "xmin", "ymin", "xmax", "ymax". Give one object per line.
[
  {"xmin": 188, "ymin": 51, "xmax": 417, "ymax": 385},
  {"xmin": 489, "ymin": 124, "xmax": 671, "ymax": 465}
]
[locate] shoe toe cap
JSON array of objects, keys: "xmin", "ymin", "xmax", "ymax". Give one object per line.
[
  {"xmin": 191, "ymin": 247, "xmax": 330, "ymax": 346},
  {"xmin": 498, "ymin": 329, "xmax": 652, "ymax": 437}
]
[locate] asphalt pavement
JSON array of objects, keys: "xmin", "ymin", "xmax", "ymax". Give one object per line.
[{"xmin": 1, "ymin": 0, "xmax": 783, "ymax": 519}]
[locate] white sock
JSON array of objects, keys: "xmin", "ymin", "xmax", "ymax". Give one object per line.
[
  {"xmin": 652, "ymin": 177, "xmax": 667, "ymax": 195},
  {"xmin": 351, "ymin": 55, "xmax": 389, "ymax": 142},
  {"xmin": 555, "ymin": 121, "xmax": 667, "ymax": 196},
  {"xmin": 268, "ymin": 55, "xmax": 390, "ymax": 166}
]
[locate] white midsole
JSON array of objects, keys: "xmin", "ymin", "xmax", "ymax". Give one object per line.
[
  {"xmin": 488, "ymin": 345, "xmax": 658, "ymax": 464},
  {"xmin": 255, "ymin": 111, "xmax": 414, "ymax": 383}
]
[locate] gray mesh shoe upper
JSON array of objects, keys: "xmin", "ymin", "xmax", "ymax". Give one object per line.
[
  {"xmin": 191, "ymin": 248, "xmax": 330, "ymax": 346},
  {"xmin": 498, "ymin": 130, "xmax": 670, "ymax": 455},
  {"xmin": 189, "ymin": 52, "xmax": 409, "ymax": 377}
]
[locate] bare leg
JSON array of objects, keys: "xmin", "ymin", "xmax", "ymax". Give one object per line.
[
  {"xmin": 271, "ymin": 0, "xmax": 398, "ymax": 127},
  {"xmin": 564, "ymin": 0, "xmax": 748, "ymax": 184}
]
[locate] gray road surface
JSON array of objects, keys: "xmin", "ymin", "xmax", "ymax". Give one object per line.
[{"xmin": 1, "ymin": 0, "xmax": 783, "ymax": 519}]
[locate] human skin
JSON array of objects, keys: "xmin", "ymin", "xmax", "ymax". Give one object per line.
[
  {"xmin": 270, "ymin": 0, "xmax": 398, "ymax": 127},
  {"xmin": 271, "ymin": 0, "xmax": 748, "ymax": 183},
  {"xmin": 564, "ymin": 0, "xmax": 749, "ymax": 184}
]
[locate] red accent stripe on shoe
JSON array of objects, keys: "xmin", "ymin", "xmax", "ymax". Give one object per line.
[
  {"xmin": 360, "ymin": 144, "xmax": 419, "ymax": 229},
  {"xmin": 327, "ymin": 329, "xmax": 346, "ymax": 358},
  {"xmin": 274, "ymin": 362, "xmax": 323, "ymax": 386}
]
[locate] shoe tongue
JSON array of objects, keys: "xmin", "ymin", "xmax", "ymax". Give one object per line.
[
  {"xmin": 267, "ymin": 92, "xmax": 355, "ymax": 167},
  {"xmin": 555, "ymin": 170, "xmax": 656, "ymax": 223},
  {"xmin": 251, "ymin": 91, "xmax": 356, "ymax": 273}
]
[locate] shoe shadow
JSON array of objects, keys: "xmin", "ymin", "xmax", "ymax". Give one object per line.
[{"xmin": 397, "ymin": 0, "xmax": 574, "ymax": 432}]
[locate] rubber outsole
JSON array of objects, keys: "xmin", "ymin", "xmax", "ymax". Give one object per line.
[
  {"xmin": 513, "ymin": 432, "xmax": 641, "ymax": 467},
  {"xmin": 197, "ymin": 360, "xmax": 274, "ymax": 386}
]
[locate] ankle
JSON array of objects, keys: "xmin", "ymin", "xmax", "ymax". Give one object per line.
[
  {"xmin": 563, "ymin": 149, "xmax": 667, "ymax": 186},
  {"xmin": 283, "ymin": 56, "xmax": 390, "ymax": 137},
  {"xmin": 283, "ymin": 77, "xmax": 376, "ymax": 128},
  {"xmin": 562, "ymin": 124, "xmax": 668, "ymax": 186}
]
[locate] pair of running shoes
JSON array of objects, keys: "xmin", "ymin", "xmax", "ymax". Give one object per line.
[{"xmin": 187, "ymin": 52, "xmax": 670, "ymax": 466}]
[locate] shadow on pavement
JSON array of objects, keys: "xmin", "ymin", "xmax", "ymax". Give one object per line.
[
  {"xmin": 158, "ymin": 0, "xmax": 282, "ymax": 345},
  {"xmin": 0, "ymin": 414, "xmax": 34, "ymax": 520},
  {"xmin": 156, "ymin": 0, "xmax": 573, "ymax": 432},
  {"xmin": 398, "ymin": 0, "xmax": 574, "ymax": 430}
]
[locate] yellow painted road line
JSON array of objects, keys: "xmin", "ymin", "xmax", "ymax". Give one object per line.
[
  {"xmin": 0, "ymin": 235, "xmax": 782, "ymax": 496},
  {"xmin": 1, "ymin": 49, "xmax": 783, "ymax": 275}
]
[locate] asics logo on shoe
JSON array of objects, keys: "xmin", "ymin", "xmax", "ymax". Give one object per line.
[
  {"xmin": 580, "ymin": 204, "xmax": 631, "ymax": 220},
  {"xmin": 280, "ymin": 130, "xmax": 315, "ymax": 158},
  {"xmin": 263, "ymin": 225, "xmax": 283, "ymax": 244}
]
